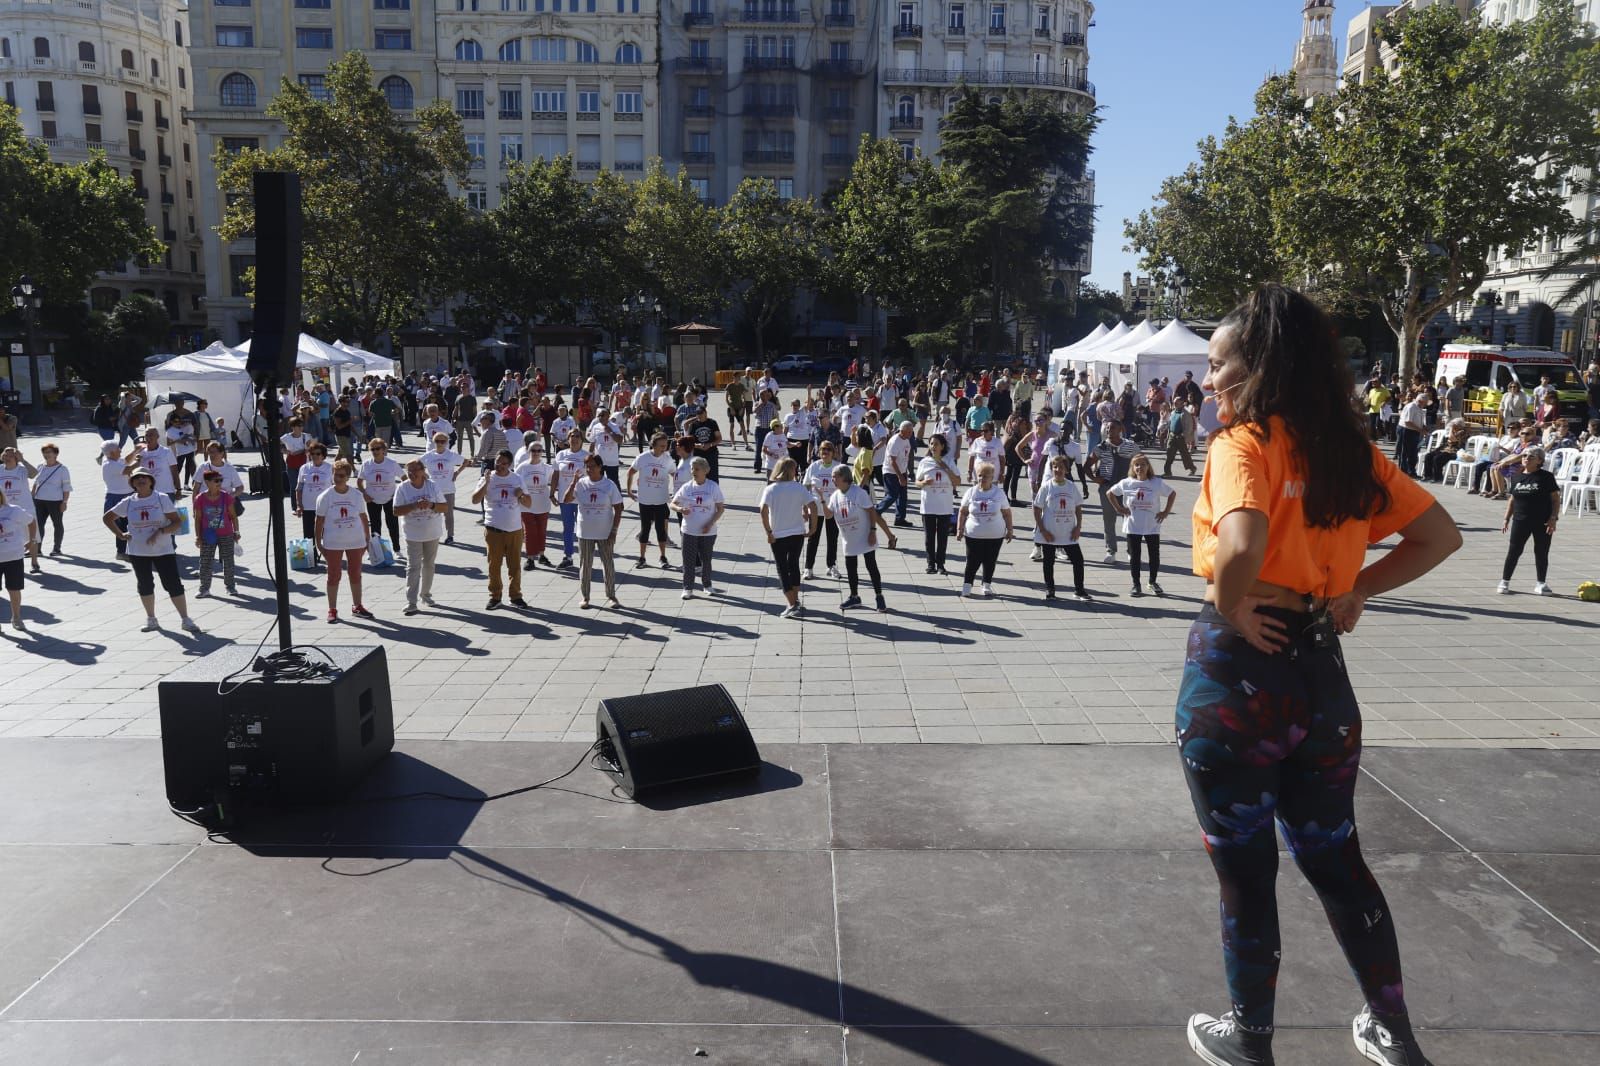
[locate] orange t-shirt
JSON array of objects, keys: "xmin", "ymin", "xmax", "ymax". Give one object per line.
[{"xmin": 1192, "ymin": 416, "xmax": 1435, "ymax": 598}]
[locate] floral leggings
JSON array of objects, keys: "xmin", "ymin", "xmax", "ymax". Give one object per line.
[{"xmin": 1175, "ymin": 604, "xmax": 1408, "ymax": 1033}]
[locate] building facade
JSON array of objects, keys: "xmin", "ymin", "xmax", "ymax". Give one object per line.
[
  {"xmin": 1292, "ymin": 0, "xmax": 1338, "ymax": 99},
  {"xmin": 1, "ymin": 0, "xmax": 204, "ymax": 345}
]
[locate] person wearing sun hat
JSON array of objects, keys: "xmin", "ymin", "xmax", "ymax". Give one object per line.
[{"xmin": 103, "ymin": 469, "xmax": 199, "ymax": 633}]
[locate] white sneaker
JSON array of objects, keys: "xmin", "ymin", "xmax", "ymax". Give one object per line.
[
  {"xmin": 1030, "ymin": 547, "xmax": 1043, "ymax": 562},
  {"xmin": 181, "ymin": 617, "xmax": 201, "ymax": 633},
  {"xmin": 980, "ymin": 583, "xmax": 993, "ymax": 597},
  {"xmin": 1496, "ymin": 579, "xmax": 1511, "ymax": 595},
  {"xmin": 9, "ymin": 619, "xmax": 24, "ymax": 632},
  {"xmin": 141, "ymin": 616, "xmax": 159, "ymax": 632},
  {"xmin": 1534, "ymin": 582, "xmax": 1554, "ymax": 596},
  {"xmin": 704, "ymin": 585, "xmax": 719, "ymax": 595},
  {"xmin": 681, "ymin": 589, "xmax": 694, "ymax": 600},
  {"xmin": 1102, "ymin": 551, "xmax": 1116, "ymax": 564},
  {"xmin": 961, "ymin": 583, "xmax": 973, "ymax": 597},
  {"xmin": 826, "ymin": 565, "xmax": 841, "ymax": 579},
  {"xmin": 780, "ymin": 605, "xmax": 798, "ymax": 619},
  {"xmin": 803, "ymin": 568, "xmax": 816, "ymax": 579}
]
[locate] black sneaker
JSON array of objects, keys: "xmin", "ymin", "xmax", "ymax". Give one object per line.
[
  {"xmin": 1186, "ymin": 1012, "xmax": 1274, "ymax": 1066},
  {"xmin": 557, "ymin": 556, "xmax": 574, "ymax": 570},
  {"xmin": 1131, "ymin": 585, "xmax": 1144, "ymax": 597},
  {"xmin": 1352, "ymin": 1008, "xmax": 1432, "ymax": 1065},
  {"xmin": 510, "ymin": 597, "xmax": 529, "ymax": 609},
  {"xmin": 840, "ymin": 595, "xmax": 862, "ymax": 610},
  {"xmin": 875, "ymin": 595, "xmax": 888, "ymax": 613},
  {"xmin": 538, "ymin": 554, "xmax": 553, "ymax": 567},
  {"xmin": 524, "ymin": 558, "xmax": 537, "ymax": 571}
]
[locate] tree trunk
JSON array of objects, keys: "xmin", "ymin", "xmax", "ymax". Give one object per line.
[{"xmin": 988, "ymin": 253, "xmax": 1003, "ymax": 360}]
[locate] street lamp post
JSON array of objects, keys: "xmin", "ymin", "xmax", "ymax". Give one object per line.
[
  {"xmin": 1479, "ymin": 290, "xmax": 1503, "ymax": 344},
  {"xmin": 8, "ymin": 276, "xmax": 44, "ymax": 425}
]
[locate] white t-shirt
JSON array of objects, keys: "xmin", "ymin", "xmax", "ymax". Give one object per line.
[
  {"xmin": 783, "ymin": 410, "xmax": 810, "ymax": 439},
  {"xmin": 760, "ymin": 480, "xmax": 813, "ymax": 539},
  {"xmin": 280, "ymin": 433, "xmax": 309, "ymax": 461},
  {"xmin": 552, "ymin": 448, "xmax": 589, "ymax": 501},
  {"xmin": 111, "ymin": 492, "xmax": 176, "ymax": 557},
  {"xmin": 0, "ymin": 502, "xmax": 32, "ymax": 561},
  {"xmin": 1033, "ymin": 480, "xmax": 1084, "ymax": 545},
  {"xmin": 970, "ymin": 435, "xmax": 1005, "ymax": 474},
  {"xmin": 359, "ymin": 458, "xmax": 404, "ymax": 505},
  {"xmin": 630, "ymin": 452, "xmax": 675, "ymax": 506},
  {"xmin": 135, "ymin": 446, "xmax": 178, "ymax": 495},
  {"xmin": 30, "ymin": 463, "xmax": 71, "ymax": 502},
  {"xmin": 1044, "ymin": 438, "xmax": 1083, "ymax": 466},
  {"xmin": 197, "ymin": 460, "xmax": 244, "ymax": 496},
  {"xmin": 828, "ymin": 485, "xmax": 876, "ymax": 557},
  {"xmin": 573, "ymin": 475, "xmax": 623, "ymax": 540},
  {"xmin": 933, "ymin": 418, "xmax": 962, "ymax": 456},
  {"xmin": 869, "ymin": 422, "xmax": 890, "ymax": 465},
  {"xmin": 1108, "ymin": 476, "xmax": 1174, "ymax": 536},
  {"xmin": 166, "ymin": 422, "xmax": 196, "ymax": 457},
  {"xmin": 477, "ymin": 471, "xmax": 527, "ymax": 533},
  {"xmin": 0, "ymin": 466, "xmax": 34, "ymax": 511},
  {"xmin": 516, "ymin": 460, "xmax": 554, "ymax": 515},
  {"xmin": 102, "ymin": 458, "xmax": 132, "ymax": 496},
  {"xmin": 840, "ymin": 404, "xmax": 866, "ymax": 438},
  {"xmin": 961, "ymin": 483, "xmax": 1009, "ymax": 539},
  {"xmin": 916, "ymin": 456, "xmax": 958, "ymax": 517},
  {"xmin": 316, "ymin": 486, "xmax": 370, "ymax": 550},
  {"xmin": 296, "ymin": 461, "xmax": 334, "ymax": 510},
  {"xmin": 550, "ymin": 416, "xmax": 577, "ymax": 443},
  {"xmin": 422, "ymin": 416, "xmax": 453, "ymax": 442},
  {"xmin": 393, "ymin": 478, "xmax": 445, "ymax": 543},
  {"xmin": 885, "ymin": 433, "xmax": 914, "ymax": 477},
  {"xmin": 423, "ymin": 448, "xmax": 464, "ymax": 492},
  {"xmin": 805, "ymin": 460, "xmax": 842, "ymax": 504},
  {"xmin": 672, "ymin": 479, "xmax": 725, "ymax": 537},
  {"xmin": 587, "ymin": 420, "xmax": 623, "ymax": 466},
  {"xmin": 673, "ymin": 456, "xmax": 695, "ymax": 492},
  {"xmin": 762, "ymin": 431, "xmax": 789, "ymax": 471}
]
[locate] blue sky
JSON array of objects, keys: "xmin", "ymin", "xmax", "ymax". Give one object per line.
[{"xmin": 1083, "ymin": 0, "xmax": 1338, "ymax": 293}]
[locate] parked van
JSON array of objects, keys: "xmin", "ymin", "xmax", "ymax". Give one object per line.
[{"xmin": 1434, "ymin": 344, "xmax": 1585, "ymax": 427}]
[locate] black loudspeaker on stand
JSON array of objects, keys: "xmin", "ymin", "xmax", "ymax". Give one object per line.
[{"xmin": 595, "ymin": 684, "xmax": 761, "ymax": 798}]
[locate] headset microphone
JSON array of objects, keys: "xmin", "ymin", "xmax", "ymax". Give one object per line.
[{"xmin": 1212, "ymin": 381, "xmax": 1245, "ymax": 395}]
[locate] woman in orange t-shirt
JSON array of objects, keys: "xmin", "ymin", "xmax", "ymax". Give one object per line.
[{"xmin": 1180, "ymin": 287, "xmax": 1459, "ymax": 1066}]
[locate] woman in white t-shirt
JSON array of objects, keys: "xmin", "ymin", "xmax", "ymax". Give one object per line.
[
  {"xmin": 314, "ymin": 459, "xmax": 374, "ymax": 623},
  {"xmin": 392, "ymin": 459, "xmax": 446, "ymax": 615},
  {"xmin": 1106, "ymin": 453, "xmax": 1176, "ymax": 597},
  {"xmin": 956, "ymin": 461, "xmax": 1012, "ymax": 598},
  {"xmin": 914, "ymin": 432, "xmax": 961, "ymax": 576},
  {"xmin": 100, "ymin": 441, "xmax": 135, "ymax": 558},
  {"xmin": 1033, "ymin": 455, "xmax": 1088, "ymax": 601},
  {"xmin": 568, "ymin": 453, "xmax": 625, "ymax": 609},
  {"xmin": 824, "ymin": 464, "xmax": 897, "ymax": 612},
  {"xmin": 669, "ymin": 457, "xmax": 726, "ymax": 599},
  {"xmin": 0, "ymin": 483, "xmax": 39, "ymax": 631},
  {"xmin": 357, "ymin": 439, "xmax": 405, "ymax": 557},
  {"xmin": 423, "ymin": 432, "xmax": 467, "ymax": 544},
  {"xmin": 103, "ymin": 470, "xmax": 198, "ymax": 633},
  {"xmin": 515, "ymin": 440, "xmax": 555, "ymax": 571},
  {"xmin": 761, "ymin": 419, "xmax": 789, "ymax": 475},
  {"xmin": 294, "ymin": 443, "xmax": 334, "ymax": 566},
  {"xmin": 803, "ymin": 440, "xmax": 844, "ymax": 579},
  {"xmin": 199, "ymin": 442, "xmax": 246, "ymax": 497},
  {"xmin": 760, "ymin": 457, "xmax": 819, "ymax": 618},
  {"xmin": 626, "ymin": 432, "xmax": 676, "ymax": 570},
  {"xmin": 29, "ymin": 442, "xmax": 71, "ymax": 559},
  {"xmin": 550, "ymin": 427, "xmax": 590, "ymax": 569},
  {"xmin": 0, "ymin": 448, "xmax": 40, "ymax": 574}
]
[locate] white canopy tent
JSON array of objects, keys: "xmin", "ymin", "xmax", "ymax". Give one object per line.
[
  {"xmin": 1081, "ymin": 320, "xmax": 1160, "ymax": 390},
  {"xmin": 144, "ymin": 342, "xmax": 255, "ymax": 447},
  {"xmin": 237, "ymin": 333, "xmax": 364, "ymax": 370},
  {"xmin": 1120, "ymin": 319, "xmax": 1212, "ymax": 396},
  {"xmin": 333, "ymin": 340, "xmax": 397, "ymax": 384}
]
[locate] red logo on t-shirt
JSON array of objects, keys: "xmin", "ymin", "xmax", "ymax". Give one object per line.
[{"xmin": 339, "ymin": 507, "xmax": 349, "ymax": 519}]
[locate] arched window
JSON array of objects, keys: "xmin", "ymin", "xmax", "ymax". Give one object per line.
[
  {"xmin": 78, "ymin": 41, "xmax": 95, "ymax": 63},
  {"xmin": 614, "ymin": 42, "xmax": 642, "ymax": 64},
  {"xmin": 498, "ymin": 38, "xmax": 521, "ymax": 61},
  {"xmin": 121, "ymin": 48, "xmax": 135, "ymax": 69},
  {"xmin": 380, "ymin": 75, "xmax": 414, "ymax": 109},
  {"xmin": 220, "ymin": 72, "xmax": 256, "ymax": 108},
  {"xmin": 33, "ymin": 37, "xmax": 51, "ymax": 59},
  {"xmin": 529, "ymin": 37, "xmax": 567, "ymax": 62},
  {"xmin": 455, "ymin": 39, "xmax": 484, "ymax": 61},
  {"xmin": 896, "ymin": 95, "xmax": 915, "ymax": 121},
  {"xmin": 574, "ymin": 40, "xmax": 599, "ymax": 63}
]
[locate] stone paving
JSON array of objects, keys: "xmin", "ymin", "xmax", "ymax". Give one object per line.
[{"xmin": 1, "ymin": 419, "xmax": 1597, "ymax": 748}]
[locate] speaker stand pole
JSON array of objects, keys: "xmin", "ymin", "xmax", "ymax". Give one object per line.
[{"xmin": 256, "ymin": 377, "xmax": 293, "ymax": 653}]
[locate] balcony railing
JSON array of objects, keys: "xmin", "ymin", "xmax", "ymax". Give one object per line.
[
  {"xmin": 824, "ymin": 13, "xmax": 855, "ymax": 27},
  {"xmin": 682, "ymin": 151, "xmax": 715, "ymax": 165},
  {"xmin": 531, "ymin": 110, "xmax": 565, "ymax": 120},
  {"xmin": 1034, "ymin": 26, "xmax": 1051, "ymax": 38},
  {"xmin": 672, "ymin": 56, "xmax": 726, "ymax": 73},
  {"xmin": 126, "ymin": 107, "xmax": 143, "ymax": 122},
  {"xmin": 468, "ymin": 157, "xmax": 485, "ymax": 169},
  {"xmin": 743, "ymin": 148, "xmax": 794, "ymax": 164},
  {"xmin": 615, "ymin": 111, "xmax": 643, "ymax": 121},
  {"xmin": 456, "ymin": 107, "xmax": 485, "ymax": 119},
  {"xmin": 893, "ymin": 23, "xmax": 922, "ymax": 40},
  {"xmin": 888, "ymin": 115, "xmax": 923, "ymax": 131},
  {"xmin": 577, "ymin": 111, "xmax": 599, "ymax": 121},
  {"xmin": 37, "ymin": 97, "xmax": 55, "ymax": 112},
  {"xmin": 883, "ymin": 68, "xmax": 1095, "ymax": 95},
  {"xmin": 576, "ymin": 160, "xmax": 601, "ymax": 171},
  {"xmin": 161, "ymin": 191, "xmax": 175, "ymax": 204},
  {"xmin": 946, "ymin": 23, "xmax": 966, "ymax": 35},
  {"xmin": 822, "ymin": 153, "xmax": 853, "ymax": 168},
  {"xmin": 615, "ymin": 161, "xmax": 644, "ymax": 172},
  {"xmin": 684, "ymin": 104, "xmax": 716, "ymax": 118},
  {"xmin": 812, "ymin": 58, "xmax": 864, "ymax": 77},
  {"xmin": 822, "ymin": 105, "xmax": 854, "ymax": 121},
  {"xmin": 133, "ymin": 186, "xmax": 149, "ymax": 199},
  {"xmin": 735, "ymin": 10, "xmax": 803, "ymax": 23},
  {"xmin": 498, "ymin": 109, "xmax": 522, "ymax": 120},
  {"xmin": 130, "ymin": 147, "xmax": 147, "ymax": 160},
  {"xmin": 1061, "ymin": 31, "xmax": 1085, "ymax": 46},
  {"xmin": 79, "ymin": 60, "xmax": 98, "ymax": 72},
  {"xmin": 744, "ymin": 102, "xmax": 796, "ymax": 117},
  {"xmin": 158, "ymin": 153, "xmax": 173, "ymax": 167},
  {"xmin": 83, "ymin": 100, "xmax": 101, "ymax": 115},
  {"xmin": 155, "ymin": 114, "xmax": 169, "ymax": 129},
  {"xmin": 682, "ymin": 11, "xmax": 714, "ymax": 27},
  {"xmin": 743, "ymin": 55, "xmax": 796, "ymax": 71},
  {"xmin": 163, "ymin": 228, "xmax": 178, "ymax": 242},
  {"xmin": 986, "ymin": 24, "xmax": 1007, "ymax": 36}
]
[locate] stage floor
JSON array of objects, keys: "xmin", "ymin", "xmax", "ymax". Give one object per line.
[{"xmin": 1, "ymin": 739, "xmax": 1596, "ymax": 1065}]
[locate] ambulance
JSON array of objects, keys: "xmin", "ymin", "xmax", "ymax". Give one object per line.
[{"xmin": 1433, "ymin": 344, "xmax": 1586, "ymax": 428}]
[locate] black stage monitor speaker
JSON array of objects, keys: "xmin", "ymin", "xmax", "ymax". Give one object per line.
[
  {"xmin": 595, "ymin": 684, "xmax": 760, "ymax": 799},
  {"xmin": 245, "ymin": 170, "xmax": 303, "ymax": 388},
  {"xmin": 158, "ymin": 645, "xmax": 394, "ymax": 811}
]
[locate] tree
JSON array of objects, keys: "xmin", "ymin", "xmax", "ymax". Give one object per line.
[
  {"xmin": 721, "ymin": 179, "xmax": 820, "ymax": 363},
  {"xmin": 215, "ymin": 52, "xmax": 469, "ymax": 345},
  {"xmin": 938, "ymin": 89, "xmax": 1098, "ymax": 359},
  {"xmin": 0, "ymin": 104, "xmax": 161, "ymax": 318},
  {"xmin": 628, "ymin": 162, "xmax": 726, "ymax": 322},
  {"xmin": 578, "ymin": 170, "xmax": 643, "ymax": 354}
]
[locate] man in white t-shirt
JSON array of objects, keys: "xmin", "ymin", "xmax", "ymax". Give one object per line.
[
  {"xmin": 393, "ymin": 459, "xmax": 446, "ymax": 614},
  {"xmin": 422, "ymin": 434, "xmax": 466, "ymax": 543},
  {"xmin": 471, "ymin": 448, "xmax": 531, "ymax": 609},
  {"xmin": 879, "ymin": 421, "xmax": 917, "ymax": 527},
  {"xmin": 0, "ymin": 482, "xmax": 38, "ymax": 630},
  {"xmin": 1396, "ymin": 391, "xmax": 1428, "ymax": 478},
  {"xmin": 421, "ymin": 403, "xmax": 453, "ymax": 449},
  {"xmin": 134, "ymin": 428, "xmax": 180, "ymax": 497}
]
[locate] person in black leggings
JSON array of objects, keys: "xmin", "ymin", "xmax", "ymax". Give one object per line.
[
  {"xmin": 1498, "ymin": 446, "xmax": 1560, "ymax": 595},
  {"xmin": 804, "ymin": 441, "xmax": 842, "ymax": 578},
  {"xmin": 955, "ymin": 461, "xmax": 1012, "ymax": 597},
  {"xmin": 1180, "ymin": 285, "xmax": 1459, "ymax": 1066},
  {"xmin": 760, "ymin": 458, "xmax": 817, "ymax": 619},
  {"xmin": 915, "ymin": 433, "xmax": 959, "ymax": 575}
]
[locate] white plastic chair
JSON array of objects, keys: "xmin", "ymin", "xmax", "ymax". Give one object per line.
[
  {"xmin": 1419, "ymin": 428, "xmax": 1447, "ymax": 463},
  {"xmin": 1547, "ymin": 447, "xmax": 1581, "ymax": 483},
  {"xmin": 1443, "ymin": 436, "xmax": 1492, "ymax": 488},
  {"xmin": 1560, "ymin": 453, "xmax": 1600, "ymax": 517}
]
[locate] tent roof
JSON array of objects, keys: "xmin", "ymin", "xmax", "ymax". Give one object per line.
[
  {"xmin": 146, "ymin": 344, "xmax": 248, "ymax": 378},
  {"xmin": 1090, "ymin": 319, "xmax": 1161, "ymax": 359},
  {"xmin": 1128, "ymin": 319, "xmax": 1210, "ymax": 358},
  {"xmin": 1073, "ymin": 320, "xmax": 1132, "ymax": 354},
  {"xmin": 1054, "ymin": 323, "xmax": 1108, "ymax": 356},
  {"xmin": 238, "ymin": 332, "xmax": 362, "ymax": 367}
]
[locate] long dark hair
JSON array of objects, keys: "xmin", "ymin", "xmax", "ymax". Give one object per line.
[{"xmin": 1216, "ymin": 285, "xmax": 1388, "ymax": 529}]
